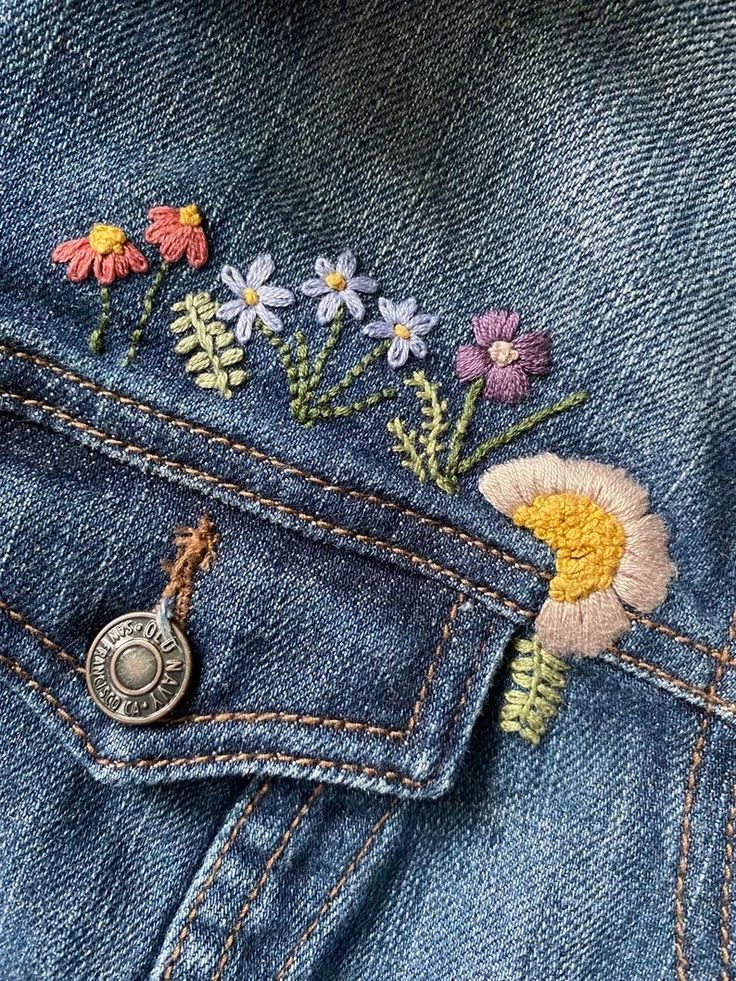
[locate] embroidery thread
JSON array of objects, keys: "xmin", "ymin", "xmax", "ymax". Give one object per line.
[
  {"xmin": 389, "ymin": 309, "xmax": 586, "ymax": 493},
  {"xmin": 170, "ymin": 292, "xmax": 246, "ymax": 399},
  {"xmin": 479, "ymin": 453, "xmax": 676, "ymax": 656},
  {"xmin": 500, "ymin": 634, "xmax": 570, "ymax": 745}
]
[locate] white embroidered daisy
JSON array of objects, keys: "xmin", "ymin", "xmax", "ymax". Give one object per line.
[
  {"xmin": 301, "ymin": 250, "xmax": 378, "ymax": 324},
  {"xmin": 217, "ymin": 255, "xmax": 295, "ymax": 343},
  {"xmin": 363, "ymin": 297, "xmax": 438, "ymax": 369}
]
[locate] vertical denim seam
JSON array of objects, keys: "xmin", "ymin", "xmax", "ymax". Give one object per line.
[{"xmin": 719, "ymin": 785, "xmax": 736, "ymax": 981}]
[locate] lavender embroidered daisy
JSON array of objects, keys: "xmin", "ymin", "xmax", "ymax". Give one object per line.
[
  {"xmin": 217, "ymin": 255, "xmax": 295, "ymax": 343},
  {"xmin": 455, "ymin": 310, "xmax": 551, "ymax": 405},
  {"xmin": 301, "ymin": 250, "xmax": 378, "ymax": 324},
  {"xmin": 363, "ymin": 298, "xmax": 438, "ymax": 370}
]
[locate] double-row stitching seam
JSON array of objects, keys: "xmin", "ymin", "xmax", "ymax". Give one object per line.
[
  {"xmin": 0, "ymin": 592, "xmax": 466, "ymax": 739},
  {"xmin": 210, "ymin": 784, "xmax": 325, "ymax": 981},
  {"xmin": 160, "ymin": 779, "xmax": 272, "ymax": 981},
  {"xmin": 674, "ymin": 610, "xmax": 736, "ymax": 981},
  {"xmin": 273, "ymin": 800, "xmax": 400, "ymax": 981},
  {"xmin": 721, "ymin": 786, "xmax": 736, "ymax": 981},
  {"xmin": 0, "ymin": 391, "xmax": 536, "ymax": 622},
  {"xmin": 0, "ymin": 379, "xmax": 721, "ymax": 660}
]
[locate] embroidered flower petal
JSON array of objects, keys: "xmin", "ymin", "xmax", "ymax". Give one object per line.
[
  {"xmin": 378, "ymin": 297, "xmax": 400, "ymax": 322},
  {"xmin": 246, "ymin": 253, "xmax": 275, "ymax": 290},
  {"xmin": 317, "ymin": 291, "xmax": 342, "ymax": 324},
  {"xmin": 388, "ymin": 336, "xmax": 410, "ymax": 369},
  {"xmin": 363, "ymin": 320, "xmax": 395, "ymax": 339},
  {"xmin": 301, "ymin": 277, "xmax": 330, "ymax": 297},
  {"xmin": 93, "ymin": 252, "xmax": 117, "ymax": 285},
  {"xmin": 513, "ymin": 332, "xmax": 552, "ymax": 375},
  {"xmin": 221, "ymin": 265, "xmax": 247, "ymax": 296},
  {"xmin": 66, "ymin": 247, "xmax": 95, "ymax": 283},
  {"xmin": 348, "ymin": 276, "xmax": 378, "ymax": 294},
  {"xmin": 185, "ymin": 234, "xmax": 209, "ymax": 270},
  {"xmin": 473, "ymin": 309, "xmax": 519, "ymax": 346},
  {"xmin": 258, "ymin": 285, "xmax": 296, "ymax": 308},
  {"xmin": 535, "ymin": 590, "xmax": 631, "ymax": 657},
  {"xmin": 409, "ymin": 337, "xmax": 428, "ymax": 359},
  {"xmin": 558, "ymin": 459, "xmax": 650, "ymax": 524},
  {"xmin": 123, "ymin": 242, "xmax": 148, "ymax": 274},
  {"xmin": 395, "ymin": 297, "xmax": 418, "ymax": 322},
  {"xmin": 51, "ymin": 237, "xmax": 89, "ymax": 264},
  {"xmin": 335, "ymin": 250, "xmax": 357, "ymax": 279},
  {"xmin": 611, "ymin": 514, "xmax": 675, "ymax": 611},
  {"xmin": 235, "ymin": 307, "xmax": 257, "ymax": 343},
  {"xmin": 478, "ymin": 453, "xmax": 573, "ymax": 517},
  {"xmin": 217, "ymin": 298, "xmax": 246, "ymax": 321},
  {"xmin": 483, "ymin": 363, "xmax": 530, "ymax": 404},
  {"xmin": 409, "ymin": 314, "xmax": 437, "ymax": 336},
  {"xmin": 341, "ymin": 289, "xmax": 365, "ymax": 321},
  {"xmin": 315, "ymin": 257, "xmax": 335, "ymax": 276},
  {"xmin": 257, "ymin": 303, "xmax": 284, "ymax": 332},
  {"xmin": 455, "ymin": 344, "xmax": 490, "ymax": 382}
]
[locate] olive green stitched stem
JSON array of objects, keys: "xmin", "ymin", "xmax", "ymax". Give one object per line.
[
  {"xmin": 314, "ymin": 340, "xmax": 392, "ymax": 405},
  {"xmin": 456, "ymin": 390, "xmax": 589, "ymax": 475},
  {"xmin": 255, "ymin": 321, "xmax": 299, "ymax": 397},
  {"xmin": 124, "ymin": 260, "xmax": 170, "ymax": 365},
  {"xmin": 291, "ymin": 329, "xmax": 311, "ymax": 422},
  {"xmin": 443, "ymin": 377, "xmax": 484, "ymax": 481},
  {"xmin": 306, "ymin": 308, "xmax": 344, "ymax": 397},
  {"xmin": 309, "ymin": 387, "xmax": 397, "ymax": 421},
  {"xmin": 88, "ymin": 286, "xmax": 111, "ymax": 354}
]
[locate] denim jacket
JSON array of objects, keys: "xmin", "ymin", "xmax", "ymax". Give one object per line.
[{"xmin": 0, "ymin": 1, "xmax": 733, "ymax": 979}]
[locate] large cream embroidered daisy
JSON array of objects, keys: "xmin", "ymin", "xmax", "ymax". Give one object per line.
[{"xmin": 479, "ymin": 453, "xmax": 676, "ymax": 656}]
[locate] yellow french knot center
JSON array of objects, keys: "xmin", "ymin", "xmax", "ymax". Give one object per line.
[
  {"xmin": 178, "ymin": 203, "xmax": 202, "ymax": 227},
  {"xmin": 513, "ymin": 492, "xmax": 626, "ymax": 603},
  {"xmin": 394, "ymin": 323, "xmax": 412, "ymax": 340},
  {"xmin": 324, "ymin": 271, "xmax": 347, "ymax": 291},
  {"xmin": 243, "ymin": 287, "xmax": 259, "ymax": 306},
  {"xmin": 88, "ymin": 224, "xmax": 127, "ymax": 256}
]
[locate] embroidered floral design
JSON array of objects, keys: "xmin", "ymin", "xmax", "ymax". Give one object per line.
[
  {"xmin": 217, "ymin": 256, "xmax": 295, "ymax": 342},
  {"xmin": 52, "ymin": 204, "xmax": 211, "ymax": 362},
  {"xmin": 479, "ymin": 453, "xmax": 676, "ymax": 656},
  {"xmin": 170, "ymin": 292, "xmax": 246, "ymax": 399},
  {"xmin": 500, "ymin": 634, "xmax": 570, "ymax": 745},
  {"xmin": 455, "ymin": 310, "xmax": 551, "ymax": 405},
  {"xmin": 363, "ymin": 298, "xmax": 437, "ymax": 369},
  {"xmin": 301, "ymin": 250, "xmax": 377, "ymax": 323},
  {"xmin": 52, "ymin": 224, "xmax": 148, "ymax": 353},
  {"xmin": 125, "ymin": 203, "xmax": 211, "ymax": 364},
  {"xmin": 389, "ymin": 309, "xmax": 586, "ymax": 494}
]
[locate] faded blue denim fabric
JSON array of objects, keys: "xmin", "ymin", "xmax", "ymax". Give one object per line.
[{"xmin": 0, "ymin": 0, "xmax": 734, "ymax": 979}]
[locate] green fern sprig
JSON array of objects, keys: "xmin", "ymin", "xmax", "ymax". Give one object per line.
[
  {"xmin": 500, "ymin": 635, "xmax": 570, "ymax": 746},
  {"xmin": 170, "ymin": 292, "xmax": 246, "ymax": 399}
]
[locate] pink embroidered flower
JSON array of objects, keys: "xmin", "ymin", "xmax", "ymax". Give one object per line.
[
  {"xmin": 455, "ymin": 310, "xmax": 551, "ymax": 405},
  {"xmin": 51, "ymin": 223, "xmax": 148, "ymax": 285},
  {"xmin": 144, "ymin": 203, "xmax": 208, "ymax": 268}
]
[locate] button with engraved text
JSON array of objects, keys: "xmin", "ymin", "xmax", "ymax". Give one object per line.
[{"xmin": 86, "ymin": 612, "xmax": 192, "ymax": 724}]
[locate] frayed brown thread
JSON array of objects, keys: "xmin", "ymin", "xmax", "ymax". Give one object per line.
[{"xmin": 160, "ymin": 514, "xmax": 219, "ymax": 626}]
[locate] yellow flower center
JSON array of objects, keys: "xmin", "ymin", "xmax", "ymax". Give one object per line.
[
  {"xmin": 88, "ymin": 224, "xmax": 127, "ymax": 256},
  {"xmin": 178, "ymin": 203, "xmax": 203, "ymax": 227},
  {"xmin": 513, "ymin": 492, "xmax": 626, "ymax": 603},
  {"xmin": 324, "ymin": 271, "xmax": 347, "ymax": 291},
  {"xmin": 394, "ymin": 323, "xmax": 412, "ymax": 340},
  {"xmin": 243, "ymin": 287, "xmax": 259, "ymax": 306},
  {"xmin": 489, "ymin": 340, "xmax": 519, "ymax": 366}
]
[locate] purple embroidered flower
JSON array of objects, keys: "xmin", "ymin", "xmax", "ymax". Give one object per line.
[
  {"xmin": 217, "ymin": 256, "xmax": 295, "ymax": 343},
  {"xmin": 301, "ymin": 250, "xmax": 378, "ymax": 324},
  {"xmin": 455, "ymin": 310, "xmax": 551, "ymax": 405},
  {"xmin": 363, "ymin": 297, "xmax": 437, "ymax": 369}
]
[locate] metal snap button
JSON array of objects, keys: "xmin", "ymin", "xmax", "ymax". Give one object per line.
[{"xmin": 86, "ymin": 611, "xmax": 192, "ymax": 725}]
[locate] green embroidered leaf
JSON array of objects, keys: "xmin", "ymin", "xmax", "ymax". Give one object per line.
[
  {"xmin": 500, "ymin": 635, "xmax": 570, "ymax": 746},
  {"xmin": 405, "ymin": 371, "xmax": 449, "ymax": 480},
  {"xmin": 387, "ymin": 416, "xmax": 427, "ymax": 481},
  {"xmin": 170, "ymin": 292, "xmax": 246, "ymax": 400}
]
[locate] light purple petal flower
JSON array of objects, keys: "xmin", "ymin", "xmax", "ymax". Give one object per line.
[
  {"xmin": 512, "ymin": 332, "xmax": 552, "ymax": 375},
  {"xmin": 363, "ymin": 320, "xmax": 395, "ymax": 339},
  {"xmin": 378, "ymin": 297, "xmax": 399, "ymax": 321},
  {"xmin": 388, "ymin": 337, "xmax": 410, "ymax": 369},
  {"xmin": 347, "ymin": 276, "xmax": 378, "ymax": 294},
  {"xmin": 395, "ymin": 297, "xmax": 418, "ymax": 322},
  {"xmin": 235, "ymin": 307, "xmax": 257, "ymax": 344},
  {"xmin": 317, "ymin": 291, "xmax": 342, "ymax": 325},
  {"xmin": 217, "ymin": 298, "xmax": 246, "ymax": 321},
  {"xmin": 259, "ymin": 285, "xmax": 296, "ymax": 308},
  {"xmin": 336, "ymin": 250, "xmax": 357, "ymax": 279},
  {"xmin": 256, "ymin": 304, "xmax": 284, "ymax": 332},
  {"xmin": 315, "ymin": 257, "xmax": 334, "ymax": 276},
  {"xmin": 362, "ymin": 296, "xmax": 437, "ymax": 370},
  {"xmin": 472, "ymin": 309, "xmax": 519, "ymax": 346},
  {"xmin": 409, "ymin": 337, "xmax": 427, "ymax": 359},
  {"xmin": 483, "ymin": 363, "xmax": 530, "ymax": 404},
  {"xmin": 247, "ymin": 254, "xmax": 275, "ymax": 289},
  {"xmin": 455, "ymin": 344, "xmax": 490, "ymax": 382},
  {"xmin": 301, "ymin": 277, "xmax": 330, "ymax": 298},
  {"xmin": 341, "ymin": 289, "xmax": 365, "ymax": 321},
  {"xmin": 221, "ymin": 265, "xmax": 247, "ymax": 296}
]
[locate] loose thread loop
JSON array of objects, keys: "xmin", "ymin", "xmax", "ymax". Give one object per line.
[{"xmin": 157, "ymin": 514, "xmax": 220, "ymax": 629}]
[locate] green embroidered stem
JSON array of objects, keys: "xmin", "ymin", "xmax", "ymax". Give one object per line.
[
  {"xmin": 444, "ymin": 378, "xmax": 484, "ymax": 481},
  {"xmin": 88, "ymin": 286, "xmax": 111, "ymax": 354},
  {"xmin": 255, "ymin": 320, "xmax": 299, "ymax": 397},
  {"xmin": 314, "ymin": 340, "xmax": 392, "ymax": 406},
  {"xmin": 456, "ymin": 390, "xmax": 589, "ymax": 475},
  {"xmin": 404, "ymin": 371, "xmax": 449, "ymax": 482},
  {"xmin": 500, "ymin": 635, "xmax": 570, "ymax": 745},
  {"xmin": 124, "ymin": 260, "xmax": 170, "ymax": 365},
  {"xmin": 306, "ymin": 309, "xmax": 344, "ymax": 397},
  {"xmin": 387, "ymin": 417, "xmax": 427, "ymax": 481},
  {"xmin": 170, "ymin": 292, "xmax": 246, "ymax": 399},
  {"xmin": 292, "ymin": 329, "xmax": 311, "ymax": 422},
  {"xmin": 309, "ymin": 387, "xmax": 397, "ymax": 421}
]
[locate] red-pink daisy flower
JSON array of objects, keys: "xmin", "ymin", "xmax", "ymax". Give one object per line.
[
  {"xmin": 51, "ymin": 223, "xmax": 148, "ymax": 286},
  {"xmin": 144, "ymin": 203, "xmax": 208, "ymax": 268}
]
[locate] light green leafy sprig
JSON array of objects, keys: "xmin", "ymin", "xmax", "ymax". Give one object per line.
[
  {"xmin": 170, "ymin": 292, "xmax": 246, "ymax": 399},
  {"xmin": 389, "ymin": 370, "xmax": 588, "ymax": 493},
  {"xmin": 500, "ymin": 635, "xmax": 570, "ymax": 746}
]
